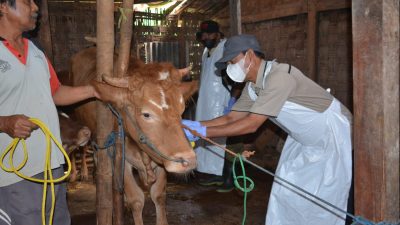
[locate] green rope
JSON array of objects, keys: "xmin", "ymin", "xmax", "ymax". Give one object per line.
[
  {"xmin": 117, "ymin": 7, "xmax": 134, "ymax": 29},
  {"xmin": 233, "ymin": 154, "xmax": 255, "ymax": 225}
]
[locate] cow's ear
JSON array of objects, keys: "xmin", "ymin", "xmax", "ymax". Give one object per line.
[
  {"xmin": 90, "ymin": 80, "xmax": 128, "ymax": 108},
  {"xmin": 179, "ymin": 80, "xmax": 199, "ymax": 102},
  {"xmin": 102, "ymin": 75, "xmax": 129, "ymax": 88}
]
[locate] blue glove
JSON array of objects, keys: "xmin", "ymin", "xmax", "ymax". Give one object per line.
[
  {"xmin": 183, "ymin": 128, "xmax": 200, "ymax": 142},
  {"xmin": 182, "ymin": 119, "xmax": 201, "ymax": 128},
  {"xmin": 223, "ymin": 97, "xmax": 237, "ymax": 115},
  {"xmin": 182, "ymin": 120, "xmax": 206, "ymax": 142}
]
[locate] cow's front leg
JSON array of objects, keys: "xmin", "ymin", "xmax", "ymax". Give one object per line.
[
  {"xmin": 124, "ymin": 163, "xmax": 145, "ymax": 225},
  {"xmin": 142, "ymin": 152, "xmax": 156, "ymax": 184},
  {"xmin": 125, "ymin": 137, "xmax": 149, "ymax": 187},
  {"xmin": 69, "ymin": 151, "xmax": 78, "ymax": 182},
  {"xmin": 150, "ymin": 165, "xmax": 168, "ymax": 225},
  {"xmin": 80, "ymin": 145, "xmax": 89, "ymax": 181}
]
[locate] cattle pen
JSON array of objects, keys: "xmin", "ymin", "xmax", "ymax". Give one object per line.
[{"xmin": 15, "ymin": 0, "xmax": 399, "ymax": 225}]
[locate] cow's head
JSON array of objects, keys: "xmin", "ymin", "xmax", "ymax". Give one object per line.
[{"xmin": 92, "ymin": 63, "xmax": 198, "ymax": 174}]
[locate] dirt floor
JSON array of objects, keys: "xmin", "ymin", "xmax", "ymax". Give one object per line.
[{"xmin": 68, "ymin": 164, "xmax": 275, "ymax": 225}]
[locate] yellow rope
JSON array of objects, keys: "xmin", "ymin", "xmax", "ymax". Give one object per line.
[{"xmin": 0, "ymin": 118, "xmax": 71, "ymax": 225}]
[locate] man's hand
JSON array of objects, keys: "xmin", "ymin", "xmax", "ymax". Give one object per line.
[
  {"xmin": 53, "ymin": 84, "xmax": 102, "ymax": 106},
  {"xmin": 181, "ymin": 119, "xmax": 206, "ymax": 142},
  {"xmin": 182, "ymin": 119, "xmax": 201, "ymax": 128},
  {"xmin": 0, "ymin": 115, "xmax": 37, "ymax": 139},
  {"xmin": 88, "ymin": 84, "xmax": 101, "ymax": 100},
  {"xmin": 241, "ymin": 150, "xmax": 255, "ymax": 158}
]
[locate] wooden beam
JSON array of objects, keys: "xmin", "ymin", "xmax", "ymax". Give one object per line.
[
  {"xmin": 37, "ymin": 0, "xmax": 53, "ymax": 61},
  {"xmin": 169, "ymin": 0, "xmax": 194, "ymax": 16},
  {"xmin": 316, "ymin": 0, "xmax": 350, "ymax": 12},
  {"xmin": 197, "ymin": 0, "xmax": 213, "ymax": 14},
  {"xmin": 208, "ymin": 4, "xmax": 229, "ymax": 20},
  {"xmin": 96, "ymin": 1, "xmax": 115, "ymax": 225},
  {"xmin": 237, "ymin": 0, "xmax": 350, "ymax": 24},
  {"xmin": 352, "ymin": 0, "xmax": 399, "ymax": 222},
  {"xmin": 307, "ymin": 0, "xmax": 317, "ymax": 81},
  {"xmin": 241, "ymin": 0, "xmax": 307, "ymax": 24},
  {"xmin": 229, "ymin": 0, "xmax": 241, "ymax": 35},
  {"xmin": 113, "ymin": 1, "xmax": 134, "ymax": 224}
]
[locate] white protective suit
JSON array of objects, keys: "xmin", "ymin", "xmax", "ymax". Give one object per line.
[
  {"xmin": 243, "ymin": 61, "xmax": 352, "ymax": 224},
  {"xmin": 195, "ymin": 39, "xmax": 231, "ymax": 175},
  {"xmin": 265, "ymin": 99, "xmax": 352, "ymax": 225}
]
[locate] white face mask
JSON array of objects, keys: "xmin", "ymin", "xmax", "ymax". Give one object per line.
[{"xmin": 226, "ymin": 53, "xmax": 251, "ymax": 83}]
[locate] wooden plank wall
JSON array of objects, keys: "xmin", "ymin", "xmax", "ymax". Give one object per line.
[
  {"xmin": 242, "ymin": 14, "xmax": 308, "ymax": 77},
  {"xmin": 216, "ymin": 0, "xmax": 353, "ymax": 170},
  {"xmin": 234, "ymin": 0, "xmax": 353, "ymax": 108},
  {"xmin": 46, "ymin": 2, "xmax": 205, "ymax": 76},
  {"xmin": 48, "ymin": 2, "xmax": 97, "ymax": 71},
  {"xmin": 318, "ymin": 9, "xmax": 352, "ymax": 109}
]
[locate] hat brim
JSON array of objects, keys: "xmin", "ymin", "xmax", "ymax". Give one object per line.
[{"xmin": 215, "ymin": 50, "xmax": 241, "ymax": 66}]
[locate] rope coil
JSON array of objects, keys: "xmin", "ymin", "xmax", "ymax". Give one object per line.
[
  {"xmin": 117, "ymin": 7, "xmax": 134, "ymax": 29},
  {"xmin": 91, "ymin": 104, "xmax": 126, "ymax": 193},
  {"xmin": 232, "ymin": 155, "xmax": 255, "ymax": 225},
  {"xmin": 0, "ymin": 118, "xmax": 71, "ymax": 225}
]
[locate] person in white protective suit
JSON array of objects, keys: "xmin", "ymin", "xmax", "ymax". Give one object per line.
[
  {"xmin": 192, "ymin": 20, "xmax": 235, "ymax": 189},
  {"xmin": 183, "ymin": 34, "xmax": 352, "ymax": 225}
]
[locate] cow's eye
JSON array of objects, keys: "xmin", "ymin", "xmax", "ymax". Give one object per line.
[{"xmin": 142, "ymin": 113, "xmax": 151, "ymax": 118}]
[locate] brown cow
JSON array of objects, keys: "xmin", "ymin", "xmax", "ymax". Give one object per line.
[
  {"xmin": 70, "ymin": 47, "xmax": 198, "ymax": 225},
  {"xmin": 59, "ymin": 111, "xmax": 92, "ymax": 182}
]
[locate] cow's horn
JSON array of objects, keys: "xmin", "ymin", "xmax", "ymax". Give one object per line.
[
  {"xmin": 178, "ymin": 66, "xmax": 191, "ymax": 77},
  {"xmin": 102, "ymin": 75, "xmax": 129, "ymax": 88}
]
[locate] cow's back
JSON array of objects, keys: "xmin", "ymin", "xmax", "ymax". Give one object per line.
[
  {"xmin": 71, "ymin": 47, "xmax": 97, "ymax": 85},
  {"xmin": 70, "ymin": 47, "xmax": 98, "ymax": 133}
]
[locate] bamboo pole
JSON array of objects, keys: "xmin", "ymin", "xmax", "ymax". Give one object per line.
[
  {"xmin": 116, "ymin": 0, "xmax": 134, "ymax": 78},
  {"xmin": 96, "ymin": 1, "xmax": 115, "ymax": 225},
  {"xmin": 113, "ymin": 1, "xmax": 135, "ymax": 225}
]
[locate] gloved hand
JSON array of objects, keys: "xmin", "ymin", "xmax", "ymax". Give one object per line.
[
  {"xmin": 182, "ymin": 119, "xmax": 206, "ymax": 142},
  {"xmin": 182, "ymin": 119, "xmax": 201, "ymax": 128},
  {"xmin": 223, "ymin": 97, "xmax": 237, "ymax": 115}
]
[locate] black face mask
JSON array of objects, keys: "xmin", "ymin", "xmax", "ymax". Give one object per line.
[{"xmin": 203, "ymin": 39, "xmax": 217, "ymax": 49}]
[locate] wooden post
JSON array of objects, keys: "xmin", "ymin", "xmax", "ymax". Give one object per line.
[
  {"xmin": 229, "ymin": 0, "xmax": 241, "ymax": 35},
  {"xmin": 116, "ymin": 0, "xmax": 134, "ymax": 78},
  {"xmin": 307, "ymin": 0, "xmax": 317, "ymax": 81},
  {"xmin": 96, "ymin": 1, "xmax": 115, "ymax": 225},
  {"xmin": 37, "ymin": 0, "xmax": 53, "ymax": 61},
  {"xmin": 113, "ymin": 1, "xmax": 134, "ymax": 225},
  {"xmin": 352, "ymin": 0, "xmax": 399, "ymax": 222}
]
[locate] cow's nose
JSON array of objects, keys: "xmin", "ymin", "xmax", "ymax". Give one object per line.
[
  {"xmin": 172, "ymin": 151, "xmax": 196, "ymax": 169},
  {"xmin": 182, "ymin": 160, "xmax": 189, "ymax": 167}
]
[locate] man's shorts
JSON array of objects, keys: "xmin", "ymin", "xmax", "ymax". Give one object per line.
[{"xmin": 0, "ymin": 167, "xmax": 70, "ymax": 225}]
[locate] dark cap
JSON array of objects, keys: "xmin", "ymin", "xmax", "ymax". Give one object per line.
[
  {"xmin": 198, "ymin": 20, "xmax": 220, "ymax": 34},
  {"xmin": 216, "ymin": 34, "xmax": 263, "ymax": 67}
]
